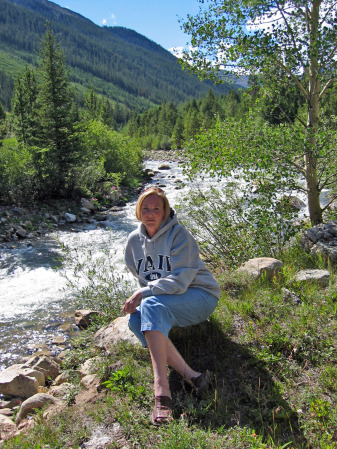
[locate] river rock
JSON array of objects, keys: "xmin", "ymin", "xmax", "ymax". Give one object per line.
[
  {"xmin": 158, "ymin": 164, "xmax": 170, "ymax": 170},
  {"xmin": 144, "ymin": 169, "xmax": 155, "ymax": 178},
  {"xmin": 14, "ymin": 225, "xmax": 27, "ymax": 238},
  {"xmin": 0, "ymin": 365, "xmax": 42, "ymax": 398},
  {"xmin": 80, "ymin": 207, "xmax": 91, "ymax": 215},
  {"xmin": 49, "ymin": 382, "xmax": 77, "ymax": 399},
  {"xmin": 79, "ymin": 357, "xmax": 105, "ymax": 377},
  {"xmin": 15, "ymin": 393, "xmax": 64, "ymax": 425},
  {"xmin": 81, "ymin": 198, "xmax": 96, "ymax": 212},
  {"xmin": 300, "ymin": 221, "xmax": 337, "ymax": 264},
  {"xmin": 0, "ymin": 408, "xmax": 13, "ymax": 417},
  {"xmin": 81, "ymin": 374, "xmax": 100, "ymax": 390},
  {"xmin": 53, "ymin": 371, "xmax": 72, "ymax": 386},
  {"xmin": 75, "ymin": 309, "xmax": 101, "ymax": 329},
  {"xmin": 289, "ymin": 196, "xmax": 306, "ymax": 210},
  {"xmin": 94, "ymin": 315, "xmax": 141, "ymax": 353},
  {"xmin": 291, "ymin": 269, "xmax": 330, "ymax": 287},
  {"xmin": 237, "ymin": 257, "xmax": 284, "ymax": 280},
  {"xmin": 50, "ymin": 215, "xmax": 59, "ymax": 223},
  {"xmin": 0, "ymin": 398, "xmax": 22, "ymax": 409},
  {"xmin": 279, "ymin": 195, "xmax": 306, "ymax": 211},
  {"xmin": 64, "ymin": 212, "xmax": 77, "ymax": 223},
  {"xmin": 0, "ymin": 414, "xmax": 17, "ymax": 442},
  {"xmin": 282, "ymin": 288, "xmax": 302, "ymax": 305},
  {"xmin": 25, "ymin": 355, "xmax": 60, "ymax": 381}
]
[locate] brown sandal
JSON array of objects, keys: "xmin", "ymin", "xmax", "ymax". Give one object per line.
[
  {"xmin": 151, "ymin": 395, "xmax": 173, "ymax": 426},
  {"xmin": 190, "ymin": 370, "xmax": 212, "ymax": 396}
]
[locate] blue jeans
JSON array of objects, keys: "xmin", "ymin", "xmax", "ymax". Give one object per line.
[{"xmin": 128, "ymin": 287, "xmax": 218, "ymax": 347}]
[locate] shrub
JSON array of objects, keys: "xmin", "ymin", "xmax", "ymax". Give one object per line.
[
  {"xmin": 0, "ymin": 138, "xmax": 38, "ymax": 203},
  {"xmin": 177, "ymin": 186, "xmax": 300, "ymax": 269},
  {"xmin": 82, "ymin": 120, "xmax": 143, "ymax": 189}
]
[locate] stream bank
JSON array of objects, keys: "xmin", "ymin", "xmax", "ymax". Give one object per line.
[
  {"xmin": 0, "ymin": 155, "xmax": 188, "ymax": 371},
  {"xmin": 0, "ymin": 149, "xmax": 184, "ymax": 247}
]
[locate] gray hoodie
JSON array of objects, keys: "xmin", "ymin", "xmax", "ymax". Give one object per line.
[{"xmin": 125, "ymin": 212, "xmax": 220, "ymax": 300}]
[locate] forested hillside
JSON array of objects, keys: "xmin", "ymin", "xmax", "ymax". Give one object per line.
[
  {"xmin": 0, "ymin": 0, "xmax": 240, "ymax": 112},
  {"xmin": 126, "ymin": 90, "xmax": 247, "ymax": 150}
]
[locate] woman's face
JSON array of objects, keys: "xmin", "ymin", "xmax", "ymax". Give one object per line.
[{"xmin": 140, "ymin": 194, "xmax": 165, "ymax": 238}]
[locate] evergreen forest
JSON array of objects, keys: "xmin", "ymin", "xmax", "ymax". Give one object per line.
[
  {"xmin": 0, "ymin": 25, "xmax": 144, "ymax": 203},
  {"xmin": 0, "ymin": 0, "xmax": 240, "ymax": 114},
  {"xmin": 0, "ymin": 0, "xmax": 246, "ymax": 206}
]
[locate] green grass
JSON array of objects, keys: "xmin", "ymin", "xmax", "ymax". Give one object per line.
[
  {"xmin": 2, "ymin": 242, "xmax": 337, "ymax": 448},
  {"xmin": 0, "ymin": 49, "xmax": 36, "ymax": 77}
]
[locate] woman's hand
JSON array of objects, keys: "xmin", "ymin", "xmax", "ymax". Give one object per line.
[{"xmin": 123, "ymin": 290, "xmax": 143, "ymax": 315}]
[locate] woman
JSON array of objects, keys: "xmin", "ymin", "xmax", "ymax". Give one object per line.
[{"xmin": 123, "ymin": 187, "xmax": 220, "ymax": 425}]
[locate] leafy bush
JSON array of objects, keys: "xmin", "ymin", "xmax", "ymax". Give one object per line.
[
  {"xmin": 177, "ymin": 186, "xmax": 299, "ymax": 269},
  {"xmin": 0, "ymin": 138, "xmax": 38, "ymax": 203},
  {"xmin": 157, "ymin": 135, "xmax": 172, "ymax": 150},
  {"xmin": 82, "ymin": 120, "xmax": 143, "ymax": 189},
  {"xmin": 102, "ymin": 365, "xmax": 146, "ymax": 400},
  {"xmin": 60, "ymin": 237, "xmax": 131, "ymax": 325}
]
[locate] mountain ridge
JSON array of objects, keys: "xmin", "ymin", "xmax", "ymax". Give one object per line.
[{"xmin": 0, "ymin": 0, "xmax": 242, "ymax": 112}]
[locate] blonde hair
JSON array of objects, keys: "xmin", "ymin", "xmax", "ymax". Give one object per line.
[{"xmin": 135, "ymin": 187, "xmax": 171, "ymax": 222}]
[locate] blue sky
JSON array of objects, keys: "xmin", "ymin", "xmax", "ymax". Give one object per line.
[{"xmin": 52, "ymin": 0, "xmax": 202, "ymax": 51}]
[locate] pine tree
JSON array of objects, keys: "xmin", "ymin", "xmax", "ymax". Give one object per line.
[
  {"xmin": 11, "ymin": 66, "xmax": 39, "ymax": 145},
  {"xmin": 200, "ymin": 90, "xmax": 218, "ymax": 128},
  {"xmin": 84, "ymin": 86, "xmax": 98, "ymax": 120},
  {"xmin": 172, "ymin": 115, "xmax": 184, "ymax": 149},
  {"xmin": 37, "ymin": 22, "xmax": 79, "ymax": 196},
  {"xmin": 0, "ymin": 101, "xmax": 5, "ymax": 121},
  {"xmin": 99, "ymin": 97, "xmax": 114, "ymax": 128},
  {"xmin": 0, "ymin": 100, "xmax": 6, "ymax": 139}
]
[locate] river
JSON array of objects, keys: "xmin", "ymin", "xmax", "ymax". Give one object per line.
[
  {"xmin": 0, "ymin": 160, "xmax": 229, "ymax": 372},
  {"xmin": 0, "ymin": 157, "xmax": 316, "ymax": 372}
]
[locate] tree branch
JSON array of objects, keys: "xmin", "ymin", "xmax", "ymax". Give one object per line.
[
  {"xmin": 322, "ymin": 195, "xmax": 337, "ymax": 212},
  {"xmin": 273, "ymin": 59, "xmax": 309, "ymax": 99},
  {"xmin": 319, "ymin": 79, "xmax": 334, "ymax": 100},
  {"xmin": 275, "ymin": 1, "xmax": 307, "ymax": 70}
]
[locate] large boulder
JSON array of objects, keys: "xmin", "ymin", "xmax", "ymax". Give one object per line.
[
  {"xmin": 81, "ymin": 374, "xmax": 101, "ymax": 390},
  {"xmin": 49, "ymin": 382, "xmax": 78, "ymax": 399},
  {"xmin": 79, "ymin": 357, "xmax": 106, "ymax": 377},
  {"xmin": 94, "ymin": 315, "xmax": 141, "ymax": 353},
  {"xmin": 0, "ymin": 365, "xmax": 44, "ymax": 399},
  {"xmin": 301, "ymin": 221, "xmax": 337, "ymax": 264},
  {"xmin": 25, "ymin": 355, "xmax": 60, "ymax": 381},
  {"xmin": 288, "ymin": 196, "xmax": 306, "ymax": 211},
  {"xmin": 81, "ymin": 198, "xmax": 96, "ymax": 212},
  {"xmin": 15, "ymin": 393, "xmax": 64, "ymax": 425},
  {"xmin": 236, "ymin": 257, "xmax": 284, "ymax": 280},
  {"xmin": 14, "ymin": 225, "xmax": 27, "ymax": 239},
  {"xmin": 291, "ymin": 269, "xmax": 330, "ymax": 287}
]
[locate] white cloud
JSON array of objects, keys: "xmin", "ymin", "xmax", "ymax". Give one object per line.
[
  {"xmin": 110, "ymin": 13, "xmax": 117, "ymax": 25},
  {"xmin": 102, "ymin": 13, "xmax": 116, "ymax": 26},
  {"xmin": 168, "ymin": 46, "xmax": 184, "ymax": 58}
]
